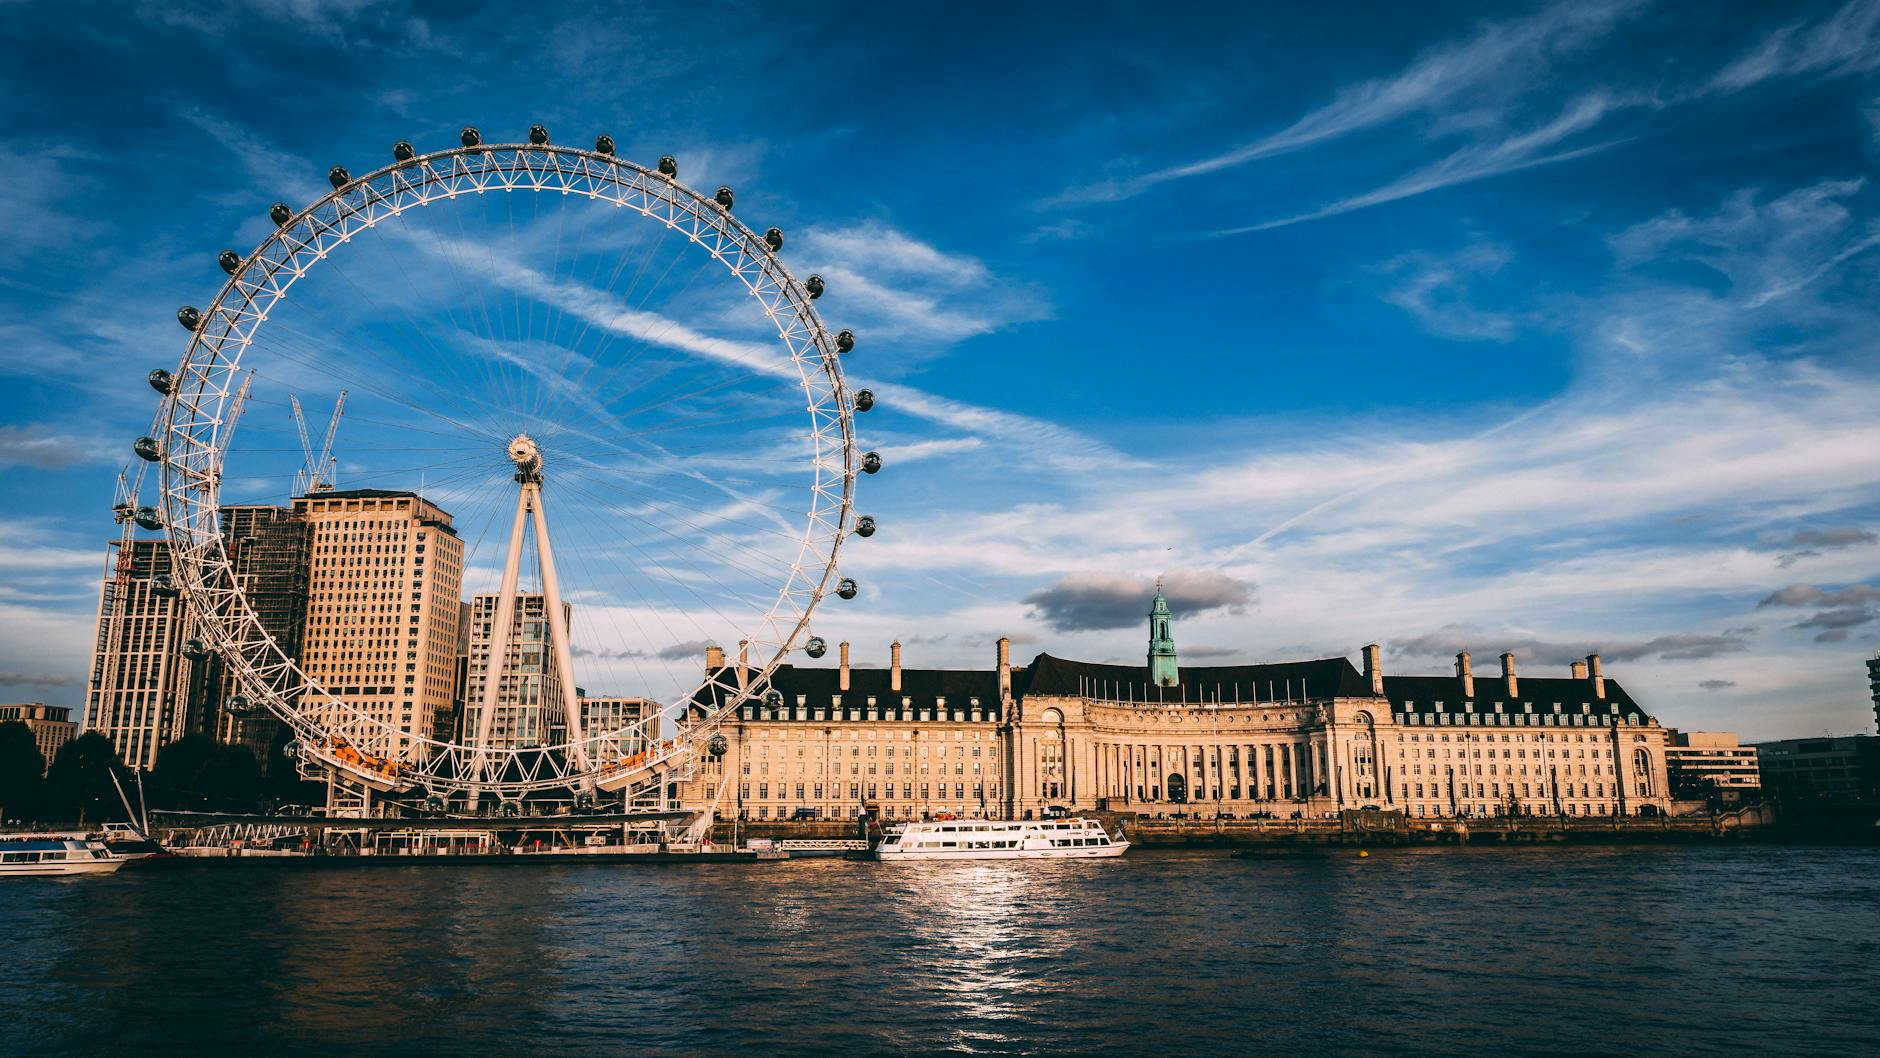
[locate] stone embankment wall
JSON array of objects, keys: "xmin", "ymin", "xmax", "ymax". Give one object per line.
[{"xmin": 712, "ymin": 805, "xmax": 1781, "ymax": 848}]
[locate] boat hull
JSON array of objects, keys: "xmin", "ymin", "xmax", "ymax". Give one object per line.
[
  {"xmin": 0, "ymin": 857, "xmax": 127, "ymax": 877},
  {"xmin": 877, "ymin": 843, "xmax": 1129, "ymax": 862}
]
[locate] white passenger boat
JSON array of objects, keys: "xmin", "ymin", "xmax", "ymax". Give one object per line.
[
  {"xmin": 0, "ymin": 833, "xmax": 127, "ymax": 877},
  {"xmin": 875, "ymin": 818, "xmax": 1128, "ymax": 861}
]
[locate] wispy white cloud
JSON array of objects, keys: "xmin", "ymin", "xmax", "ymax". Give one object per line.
[
  {"xmin": 1708, "ymin": 0, "xmax": 1880, "ymax": 93},
  {"xmin": 1216, "ymin": 90, "xmax": 1639, "ymax": 234},
  {"xmin": 800, "ymin": 221, "xmax": 1048, "ymax": 345},
  {"xmin": 1052, "ymin": 0, "xmax": 1640, "ymax": 205}
]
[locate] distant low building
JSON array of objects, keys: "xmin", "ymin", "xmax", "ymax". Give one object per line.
[
  {"xmin": 0, "ymin": 703, "xmax": 76, "ymax": 773},
  {"xmin": 1664, "ymin": 730, "xmax": 1761, "ymax": 801},
  {"xmin": 1751, "ymin": 735, "xmax": 1880, "ymax": 803}
]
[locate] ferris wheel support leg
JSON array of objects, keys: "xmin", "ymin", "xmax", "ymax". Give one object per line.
[
  {"xmin": 528, "ymin": 487, "xmax": 593, "ymax": 783},
  {"xmin": 469, "ymin": 486, "xmax": 532, "ymax": 811}
]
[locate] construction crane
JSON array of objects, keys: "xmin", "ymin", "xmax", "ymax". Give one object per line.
[{"xmin": 291, "ymin": 390, "xmax": 346, "ymax": 496}]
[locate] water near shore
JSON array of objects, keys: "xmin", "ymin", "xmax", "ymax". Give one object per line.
[{"xmin": 4, "ymin": 845, "xmax": 1876, "ymax": 1057}]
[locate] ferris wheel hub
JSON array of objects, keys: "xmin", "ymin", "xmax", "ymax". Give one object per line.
[{"xmin": 508, "ymin": 434, "xmax": 543, "ymax": 482}]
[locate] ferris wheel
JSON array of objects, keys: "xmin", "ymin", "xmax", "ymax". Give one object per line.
[{"xmin": 132, "ymin": 125, "xmax": 880, "ymax": 808}]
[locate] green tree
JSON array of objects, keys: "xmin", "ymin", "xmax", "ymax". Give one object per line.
[
  {"xmin": 195, "ymin": 743, "xmax": 265, "ymax": 811},
  {"xmin": 0, "ymin": 721, "xmax": 47, "ymax": 823},
  {"xmin": 43, "ymin": 732, "xmax": 127, "ymax": 825},
  {"xmin": 150, "ymin": 733, "xmax": 219, "ymax": 809}
]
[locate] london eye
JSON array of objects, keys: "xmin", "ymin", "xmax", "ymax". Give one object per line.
[{"xmin": 129, "ymin": 126, "xmax": 878, "ymax": 812}]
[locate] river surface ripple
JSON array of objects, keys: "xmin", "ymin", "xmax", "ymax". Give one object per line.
[{"xmin": 2, "ymin": 845, "xmax": 1876, "ymax": 1057}]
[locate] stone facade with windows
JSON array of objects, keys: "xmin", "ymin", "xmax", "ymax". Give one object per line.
[{"xmin": 687, "ymin": 585, "xmax": 1675, "ymax": 821}]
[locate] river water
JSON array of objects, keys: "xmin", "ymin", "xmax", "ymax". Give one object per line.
[{"xmin": 3, "ymin": 845, "xmax": 1875, "ymax": 1057}]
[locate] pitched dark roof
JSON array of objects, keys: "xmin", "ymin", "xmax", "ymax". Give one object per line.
[
  {"xmin": 1381, "ymin": 674, "xmax": 1645, "ymax": 716},
  {"xmin": 692, "ymin": 663, "xmax": 1004, "ymax": 721},
  {"xmin": 1015, "ymin": 652, "xmax": 1374, "ymax": 703}
]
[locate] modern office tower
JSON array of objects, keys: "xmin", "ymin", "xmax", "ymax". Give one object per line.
[
  {"xmin": 0, "ymin": 703, "xmax": 77, "ymax": 772},
  {"xmin": 293, "ymin": 489, "xmax": 463, "ymax": 762},
  {"xmin": 1664, "ymin": 730, "xmax": 1762, "ymax": 799},
  {"xmin": 463, "ymin": 593, "xmax": 572, "ymax": 751},
  {"xmin": 83, "ymin": 539, "xmax": 199, "ymax": 770},
  {"xmin": 210, "ymin": 505, "xmax": 312, "ymax": 761}
]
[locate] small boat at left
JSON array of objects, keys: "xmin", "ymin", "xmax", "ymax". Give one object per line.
[{"xmin": 0, "ymin": 833, "xmax": 127, "ymax": 877}]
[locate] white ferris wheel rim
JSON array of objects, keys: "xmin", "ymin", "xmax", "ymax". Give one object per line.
[{"xmin": 152, "ymin": 137, "xmax": 858, "ymax": 798}]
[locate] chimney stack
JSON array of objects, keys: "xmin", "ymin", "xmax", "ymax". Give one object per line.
[
  {"xmin": 705, "ymin": 644, "xmax": 725, "ymax": 671},
  {"xmin": 1500, "ymin": 652, "xmax": 1518, "ymax": 698},
  {"xmin": 1571, "ymin": 660, "xmax": 1588, "ymax": 680},
  {"xmin": 1456, "ymin": 651, "xmax": 1474, "ymax": 698},
  {"xmin": 737, "ymin": 639, "xmax": 750, "ymax": 690},
  {"xmin": 997, "ymin": 636, "xmax": 1012, "ymax": 700},
  {"xmin": 891, "ymin": 641, "xmax": 903, "ymax": 693},
  {"xmin": 839, "ymin": 641, "xmax": 851, "ymax": 690},
  {"xmin": 1587, "ymin": 653, "xmax": 1605, "ymax": 699},
  {"xmin": 1362, "ymin": 643, "xmax": 1383, "ymax": 695}
]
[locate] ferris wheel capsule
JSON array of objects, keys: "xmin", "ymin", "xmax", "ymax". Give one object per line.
[
  {"xmin": 714, "ymin": 186, "xmax": 734, "ymax": 210},
  {"xmin": 854, "ymin": 389, "xmax": 874, "ymax": 412},
  {"xmin": 854, "ymin": 515, "xmax": 876, "ymax": 538},
  {"xmin": 708, "ymin": 734, "xmax": 729, "ymax": 756},
  {"xmin": 528, "ymin": 124, "xmax": 549, "ymax": 145},
  {"xmin": 328, "ymin": 166, "xmax": 352, "ymax": 189},
  {"xmin": 392, "ymin": 140, "xmax": 415, "ymax": 162},
  {"xmin": 835, "ymin": 329, "xmax": 855, "ymax": 354},
  {"xmin": 861, "ymin": 451, "xmax": 882, "ymax": 474},
  {"xmin": 182, "ymin": 638, "xmax": 209, "ymax": 659},
  {"xmin": 148, "ymin": 369, "xmax": 175, "ymax": 394},
  {"xmin": 657, "ymin": 155, "xmax": 678, "ymax": 178},
  {"xmin": 461, "ymin": 126, "xmax": 482, "ymax": 148},
  {"xmin": 594, "ymin": 134, "xmax": 615, "ymax": 155},
  {"xmin": 218, "ymin": 249, "xmax": 241, "ymax": 275},
  {"xmin": 282, "ymin": 740, "xmax": 301, "ymax": 761},
  {"xmin": 134, "ymin": 506, "xmax": 163, "ymax": 531},
  {"xmin": 152, "ymin": 573, "xmax": 179, "ymax": 598},
  {"xmin": 134, "ymin": 436, "xmax": 161, "ymax": 462},
  {"xmin": 805, "ymin": 274, "xmax": 824, "ymax": 299},
  {"xmin": 226, "ymin": 694, "xmax": 255, "ymax": 717},
  {"xmin": 836, "ymin": 577, "xmax": 858, "ymax": 600},
  {"xmin": 424, "ymin": 792, "xmax": 448, "ymax": 813},
  {"xmin": 269, "ymin": 202, "xmax": 292, "ymax": 227},
  {"xmin": 764, "ymin": 227, "xmax": 784, "ymax": 252},
  {"xmin": 805, "ymin": 636, "xmax": 828, "ymax": 659},
  {"xmin": 176, "ymin": 306, "xmax": 202, "ymax": 331}
]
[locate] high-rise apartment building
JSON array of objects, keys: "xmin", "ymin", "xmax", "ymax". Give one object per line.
[
  {"xmin": 1868, "ymin": 651, "xmax": 1879, "ymax": 735},
  {"xmin": 84, "ymin": 538, "xmax": 200, "ymax": 770},
  {"xmin": 580, "ymin": 694, "xmax": 657, "ymax": 760},
  {"xmin": 463, "ymin": 593, "xmax": 572, "ymax": 750},
  {"xmin": 294, "ymin": 489, "xmax": 463, "ymax": 762},
  {"xmin": 210, "ymin": 505, "xmax": 312, "ymax": 761}
]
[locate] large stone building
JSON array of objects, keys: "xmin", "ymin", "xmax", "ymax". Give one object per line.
[
  {"xmin": 692, "ymin": 586, "xmax": 1675, "ymax": 821},
  {"xmin": 0, "ymin": 703, "xmax": 76, "ymax": 772},
  {"xmin": 294, "ymin": 489, "xmax": 463, "ymax": 760}
]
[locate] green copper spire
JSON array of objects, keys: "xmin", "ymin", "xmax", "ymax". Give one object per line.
[{"xmin": 1148, "ymin": 578, "xmax": 1179, "ymax": 687}]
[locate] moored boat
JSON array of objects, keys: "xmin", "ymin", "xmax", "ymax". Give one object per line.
[
  {"xmin": 0, "ymin": 833, "xmax": 127, "ymax": 877},
  {"xmin": 875, "ymin": 818, "xmax": 1129, "ymax": 861}
]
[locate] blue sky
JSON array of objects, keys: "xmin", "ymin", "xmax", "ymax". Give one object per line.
[{"xmin": 3, "ymin": 0, "xmax": 1879, "ymax": 739}]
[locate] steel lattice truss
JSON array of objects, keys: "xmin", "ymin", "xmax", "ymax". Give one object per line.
[{"xmin": 152, "ymin": 141, "xmax": 858, "ymax": 799}]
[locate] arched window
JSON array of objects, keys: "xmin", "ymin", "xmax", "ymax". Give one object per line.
[{"xmin": 1632, "ymin": 748, "xmax": 1652, "ymax": 795}]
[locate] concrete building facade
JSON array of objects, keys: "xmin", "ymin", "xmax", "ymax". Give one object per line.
[
  {"xmin": 0, "ymin": 703, "xmax": 76, "ymax": 772},
  {"xmin": 1751, "ymin": 735, "xmax": 1880, "ymax": 802},
  {"xmin": 84, "ymin": 538, "xmax": 199, "ymax": 770},
  {"xmin": 462, "ymin": 593, "xmax": 572, "ymax": 750},
  {"xmin": 1664, "ymin": 730, "xmax": 1762, "ymax": 798},
  {"xmin": 293, "ymin": 489, "xmax": 463, "ymax": 761}
]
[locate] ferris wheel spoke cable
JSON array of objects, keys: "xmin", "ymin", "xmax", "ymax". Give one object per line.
[{"xmin": 549, "ymin": 474, "xmax": 780, "ymax": 622}]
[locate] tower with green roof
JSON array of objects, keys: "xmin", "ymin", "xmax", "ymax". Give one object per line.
[{"xmin": 1148, "ymin": 579, "xmax": 1179, "ymax": 687}]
